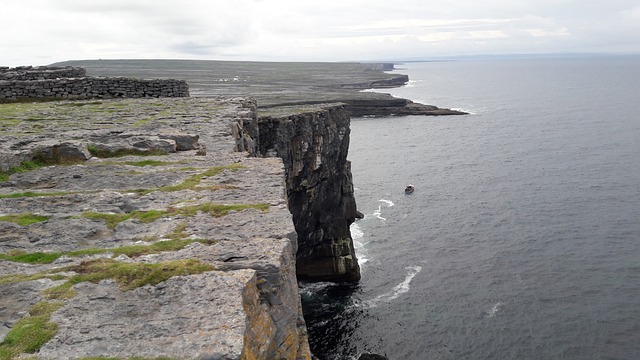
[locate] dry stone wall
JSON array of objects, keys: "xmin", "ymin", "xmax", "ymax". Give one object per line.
[
  {"xmin": 0, "ymin": 66, "xmax": 189, "ymax": 101},
  {"xmin": 0, "ymin": 66, "xmax": 86, "ymax": 80}
]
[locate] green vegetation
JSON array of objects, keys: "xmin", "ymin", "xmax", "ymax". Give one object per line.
[
  {"xmin": 0, "ymin": 301, "xmax": 63, "ymax": 359},
  {"xmin": 129, "ymin": 164, "xmax": 244, "ymax": 195},
  {"xmin": 0, "ymin": 257, "xmax": 214, "ymax": 358},
  {"xmin": 44, "ymin": 258, "xmax": 214, "ymax": 300},
  {"xmin": 0, "ymin": 159, "xmax": 46, "ymax": 182},
  {"xmin": 0, "ymin": 191, "xmax": 70, "ymax": 199},
  {"xmin": 86, "ymin": 144, "xmax": 168, "ymax": 159},
  {"xmin": 0, "ymin": 238, "xmax": 218, "ymax": 265},
  {"xmin": 0, "ymin": 213, "xmax": 50, "ymax": 226},
  {"xmin": 0, "ymin": 251, "xmax": 61, "ymax": 264},
  {"xmin": 82, "ymin": 202, "xmax": 268, "ymax": 229}
]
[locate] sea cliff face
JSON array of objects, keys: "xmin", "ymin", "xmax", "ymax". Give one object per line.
[{"xmin": 257, "ymin": 105, "xmax": 361, "ymax": 282}]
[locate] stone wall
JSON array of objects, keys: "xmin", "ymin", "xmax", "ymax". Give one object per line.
[
  {"xmin": 0, "ymin": 77, "xmax": 189, "ymax": 101},
  {"xmin": 0, "ymin": 66, "xmax": 86, "ymax": 80},
  {"xmin": 0, "ymin": 65, "xmax": 189, "ymax": 101},
  {"xmin": 256, "ymin": 105, "xmax": 361, "ymax": 282}
]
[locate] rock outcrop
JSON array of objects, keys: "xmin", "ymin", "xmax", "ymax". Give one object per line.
[
  {"xmin": 0, "ymin": 98, "xmax": 310, "ymax": 359},
  {"xmin": 257, "ymin": 105, "xmax": 361, "ymax": 282}
]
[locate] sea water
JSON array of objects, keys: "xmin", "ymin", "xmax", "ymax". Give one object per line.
[{"xmin": 301, "ymin": 56, "xmax": 640, "ymax": 359}]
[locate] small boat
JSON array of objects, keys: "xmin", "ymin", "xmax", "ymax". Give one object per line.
[{"xmin": 405, "ymin": 184, "xmax": 414, "ymax": 194}]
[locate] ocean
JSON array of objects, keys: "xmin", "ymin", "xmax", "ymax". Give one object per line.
[{"xmin": 301, "ymin": 56, "xmax": 640, "ymax": 359}]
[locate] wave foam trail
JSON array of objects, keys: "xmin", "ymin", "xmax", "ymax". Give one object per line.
[
  {"xmin": 486, "ymin": 301, "xmax": 504, "ymax": 318},
  {"xmin": 379, "ymin": 199, "xmax": 394, "ymax": 207},
  {"xmin": 373, "ymin": 205, "xmax": 386, "ymax": 221},
  {"xmin": 360, "ymin": 266, "xmax": 422, "ymax": 309}
]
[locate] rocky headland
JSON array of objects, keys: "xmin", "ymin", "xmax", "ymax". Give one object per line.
[{"xmin": 1, "ymin": 61, "xmax": 460, "ymax": 359}]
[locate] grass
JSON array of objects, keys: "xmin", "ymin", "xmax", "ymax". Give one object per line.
[
  {"xmin": 0, "ymin": 257, "xmax": 214, "ymax": 358},
  {"xmin": 0, "ymin": 301, "xmax": 63, "ymax": 359},
  {"xmin": 0, "ymin": 251, "xmax": 61, "ymax": 264},
  {"xmin": 0, "ymin": 159, "xmax": 46, "ymax": 182},
  {"xmin": 0, "ymin": 213, "xmax": 50, "ymax": 226},
  {"xmin": 81, "ymin": 202, "xmax": 269, "ymax": 229},
  {"xmin": 0, "ymin": 191, "xmax": 70, "ymax": 199},
  {"xmin": 0, "ymin": 238, "xmax": 218, "ymax": 265},
  {"xmin": 43, "ymin": 258, "xmax": 215, "ymax": 300},
  {"xmin": 128, "ymin": 164, "xmax": 244, "ymax": 195}
]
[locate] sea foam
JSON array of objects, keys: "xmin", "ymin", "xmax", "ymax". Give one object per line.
[{"xmin": 360, "ymin": 265, "xmax": 422, "ymax": 309}]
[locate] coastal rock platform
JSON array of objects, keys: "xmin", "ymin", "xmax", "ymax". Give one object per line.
[{"xmin": 0, "ymin": 98, "xmax": 310, "ymax": 359}]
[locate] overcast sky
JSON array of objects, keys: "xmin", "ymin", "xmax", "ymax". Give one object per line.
[{"xmin": 2, "ymin": 0, "xmax": 639, "ymax": 66}]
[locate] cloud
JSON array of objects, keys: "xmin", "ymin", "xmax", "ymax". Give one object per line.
[{"xmin": 0, "ymin": 0, "xmax": 639, "ymax": 66}]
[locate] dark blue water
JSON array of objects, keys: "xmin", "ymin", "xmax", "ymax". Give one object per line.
[{"xmin": 301, "ymin": 56, "xmax": 640, "ymax": 359}]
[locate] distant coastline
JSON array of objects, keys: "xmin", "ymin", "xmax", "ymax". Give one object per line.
[{"xmin": 51, "ymin": 59, "xmax": 467, "ymax": 117}]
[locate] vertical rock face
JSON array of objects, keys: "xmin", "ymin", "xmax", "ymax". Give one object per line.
[{"xmin": 258, "ymin": 105, "xmax": 361, "ymax": 282}]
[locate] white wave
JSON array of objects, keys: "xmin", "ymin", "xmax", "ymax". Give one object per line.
[
  {"xmin": 379, "ymin": 199, "xmax": 394, "ymax": 207},
  {"xmin": 451, "ymin": 108, "xmax": 476, "ymax": 115},
  {"xmin": 350, "ymin": 222, "xmax": 363, "ymax": 240},
  {"xmin": 350, "ymin": 222, "xmax": 368, "ymax": 265},
  {"xmin": 298, "ymin": 281, "xmax": 335, "ymax": 297},
  {"xmin": 359, "ymin": 266, "xmax": 422, "ymax": 308},
  {"xmin": 486, "ymin": 301, "xmax": 504, "ymax": 318},
  {"xmin": 373, "ymin": 205, "xmax": 386, "ymax": 221}
]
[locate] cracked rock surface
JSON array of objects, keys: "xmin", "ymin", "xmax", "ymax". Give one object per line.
[{"xmin": 0, "ymin": 98, "xmax": 310, "ymax": 359}]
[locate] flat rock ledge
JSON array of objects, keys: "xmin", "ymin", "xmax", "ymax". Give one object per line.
[{"xmin": 0, "ymin": 98, "xmax": 310, "ymax": 359}]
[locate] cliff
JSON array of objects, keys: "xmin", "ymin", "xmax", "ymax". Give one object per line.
[
  {"xmin": 258, "ymin": 105, "xmax": 361, "ymax": 282},
  {"xmin": 0, "ymin": 98, "xmax": 312, "ymax": 359}
]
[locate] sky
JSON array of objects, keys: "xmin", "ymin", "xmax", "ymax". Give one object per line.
[{"xmin": 2, "ymin": 0, "xmax": 640, "ymax": 66}]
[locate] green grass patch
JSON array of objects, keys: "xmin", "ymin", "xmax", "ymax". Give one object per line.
[
  {"xmin": 87, "ymin": 144, "xmax": 168, "ymax": 159},
  {"xmin": 0, "ymin": 237, "xmax": 217, "ymax": 265},
  {"xmin": 129, "ymin": 164, "xmax": 245, "ymax": 195},
  {"xmin": 82, "ymin": 202, "xmax": 268, "ymax": 229},
  {"xmin": 0, "ymin": 251, "xmax": 62, "ymax": 264},
  {"xmin": 0, "ymin": 301, "xmax": 63, "ymax": 359},
  {"xmin": 53, "ymin": 258, "xmax": 214, "ymax": 292},
  {"xmin": 0, "ymin": 191, "xmax": 70, "ymax": 199},
  {"xmin": 0, "ymin": 159, "xmax": 46, "ymax": 182},
  {"xmin": 0, "ymin": 213, "xmax": 50, "ymax": 226}
]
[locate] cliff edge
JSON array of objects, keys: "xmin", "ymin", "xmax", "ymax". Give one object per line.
[{"xmin": 0, "ymin": 98, "xmax": 311, "ymax": 359}]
